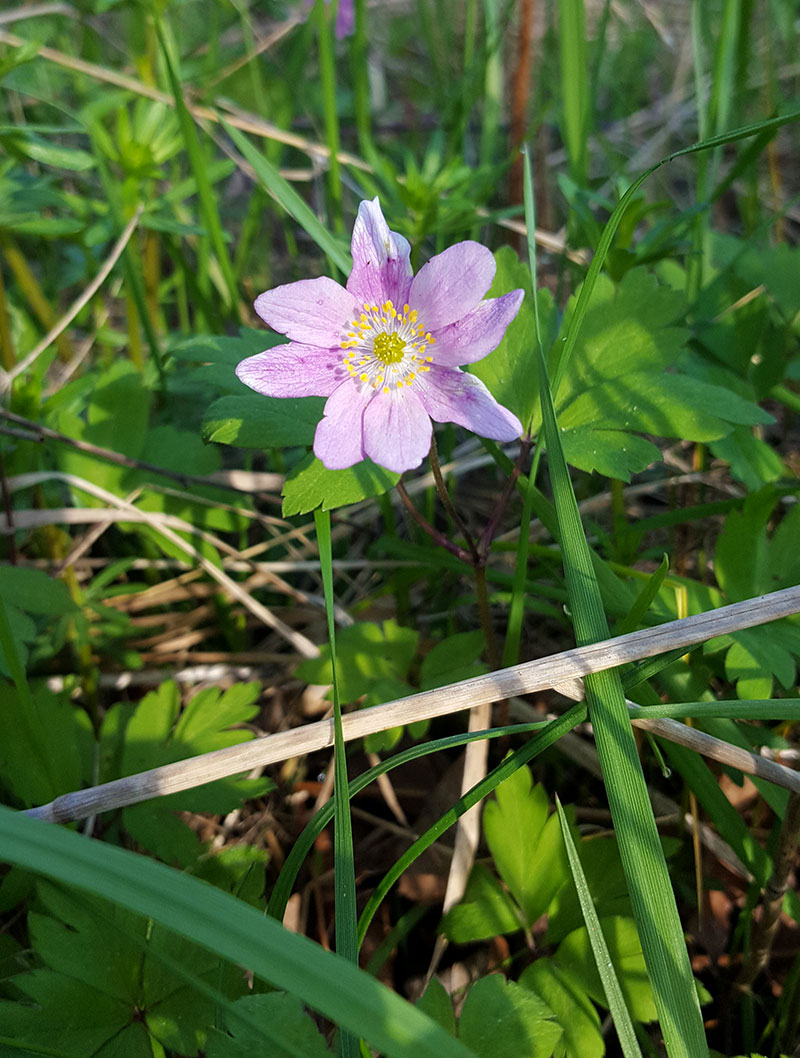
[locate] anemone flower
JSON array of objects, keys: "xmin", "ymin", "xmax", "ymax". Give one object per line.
[{"xmin": 237, "ymin": 198, "xmax": 524, "ymax": 474}]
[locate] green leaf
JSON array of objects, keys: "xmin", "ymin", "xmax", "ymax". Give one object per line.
[
  {"xmin": 520, "ymin": 960, "xmax": 604, "ymax": 1058},
  {"xmin": 363, "ymin": 676, "xmax": 417, "ymax": 752},
  {"xmin": 419, "ymin": 631, "xmax": 488, "ymax": 690},
  {"xmin": 439, "ymin": 863, "xmax": 523, "ymax": 943},
  {"xmin": 555, "ymin": 802, "xmax": 643, "ymax": 1058},
  {"xmin": 554, "ymin": 916, "xmax": 657, "ymax": 1023},
  {"xmin": 560, "ymin": 427, "xmax": 662, "ymax": 481},
  {"xmin": 0, "ymin": 603, "xmax": 36, "ymax": 675},
  {"xmin": 530, "ymin": 266, "xmax": 771, "ymax": 479},
  {"xmin": 2, "ymin": 130, "xmax": 96, "ymax": 171},
  {"xmin": 709, "ymin": 428, "xmax": 785, "ymax": 491},
  {"xmin": 483, "ymin": 768, "xmax": 569, "ymax": 926},
  {"xmin": 458, "ymin": 975, "xmax": 561, "ymax": 1058},
  {"xmin": 559, "ymin": 371, "xmax": 770, "ymax": 439},
  {"xmin": 206, "ymin": 994, "xmax": 335, "ymax": 1058},
  {"xmin": 0, "ymin": 881, "xmax": 243, "ymax": 1058},
  {"xmin": 282, "ymin": 453, "xmax": 400, "ymax": 515},
  {"xmin": 0, "ymin": 683, "xmax": 91, "ymax": 807},
  {"xmin": 417, "ymin": 978, "xmax": 457, "ymax": 1036},
  {"xmin": 0, "ymin": 567, "xmax": 77, "ymax": 617},
  {"xmin": 203, "ymin": 394, "xmax": 324, "ymax": 448},
  {"xmin": 295, "ymin": 620, "xmax": 419, "ymax": 704},
  {"xmin": 545, "ymin": 838, "xmax": 633, "ymax": 945},
  {"xmin": 0, "ymin": 806, "xmax": 478, "ymax": 1058},
  {"xmin": 106, "ymin": 681, "xmax": 268, "ymax": 863}
]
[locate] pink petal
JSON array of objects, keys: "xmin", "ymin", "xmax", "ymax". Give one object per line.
[
  {"xmin": 335, "ymin": 0, "xmax": 355, "ymax": 37},
  {"xmin": 430, "ymin": 289, "xmax": 525, "ymax": 366},
  {"xmin": 362, "ymin": 388, "xmax": 432, "ymax": 473},
  {"xmin": 313, "ymin": 381, "xmax": 371, "ymax": 469},
  {"xmin": 236, "ymin": 342, "xmax": 345, "ymax": 398},
  {"xmin": 347, "ymin": 198, "xmax": 413, "ymax": 309},
  {"xmin": 409, "ymin": 241, "xmax": 496, "ymax": 331},
  {"xmin": 254, "ymin": 277, "xmax": 356, "ymax": 347},
  {"xmin": 416, "ymin": 366, "xmax": 522, "ymax": 441}
]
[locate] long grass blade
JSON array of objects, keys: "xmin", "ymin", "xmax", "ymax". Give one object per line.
[
  {"xmin": 0, "ymin": 808, "xmax": 476, "ymax": 1058},
  {"xmin": 557, "ymin": 0, "xmax": 590, "ymax": 187},
  {"xmin": 223, "ymin": 118, "xmax": 351, "ymax": 278},
  {"xmin": 526, "ymin": 150, "xmax": 708, "ymax": 1058},
  {"xmin": 315, "ymin": 508, "xmax": 359, "ymax": 1058},
  {"xmin": 155, "ymin": 17, "xmax": 240, "ymax": 318},
  {"xmin": 555, "ymin": 797, "xmax": 643, "ymax": 1058}
]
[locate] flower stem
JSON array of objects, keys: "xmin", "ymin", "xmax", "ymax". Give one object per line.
[
  {"xmin": 478, "ymin": 438, "xmax": 532, "ymax": 561},
  {"xmin": 428, "ymin": 435, "xmax": 480, "ymax": 563},
  {"xmin": 395, "ymin": 481, "xmax": 474, "ymax": 564},
  {"xmin": 474, "ymin": 564, "xmax": 501, "ymax": 672}
]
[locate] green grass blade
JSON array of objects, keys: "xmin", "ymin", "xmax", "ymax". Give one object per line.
[
  {"xmin": 315, "ymin": 508, "xmax": 358, "ymax": 1058},
  {"xmin": 357, "ymin": 704, "xmax": 587, "ymax": 945},
  {"xmin": 617, "ymin": 555, "xmax": 670, "ymax": 636},
  {"xmin": 557, "ymin": 0, "xmax": 590, "ymax": 187},
  {"xmin": 222, "ymin": 118, "xmax": 351, "ymax": 278},
  {"xmin": 555, "ymin": 797, "xmax": 643, "ymax": 1058},
  {"xmin": 0, "ymin": 808, "xmax": 476, "ymax": 1058},
  {"xmin": 155, "ymin": 17, "xmax": 240, "ymax": 319},
  {"xmin": 267, "ymin": 721, "xmax": 552, "ymax": 923},
  {"xmin": 627, "ymin": 701, "xmax": 800, "ymax": 722},
  {"xmin": 538, "ymin": 341, "xmax": 707, "ymax": 1058},
  {"xmin": 315, "ymin": 0, "xmax": 343, "ymax": 231},
  {"xmin": 526, "ymin": 158, "xmax": 708, "ymax": 1057}
]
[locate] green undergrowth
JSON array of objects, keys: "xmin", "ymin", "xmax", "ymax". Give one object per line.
[{"xmin": 1, "ymin": 1, "xmax": 800, "ymax": 1057}]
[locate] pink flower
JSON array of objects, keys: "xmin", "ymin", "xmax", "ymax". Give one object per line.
[
  {"xmin": 303, "ymin": 0, "xmax": 355, "ymax": 38},
  {"xmin": 237, "ymin": 198, "xmax": 524, "ymax": 474}
]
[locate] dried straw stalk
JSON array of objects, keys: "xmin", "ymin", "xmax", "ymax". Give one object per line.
[{"xmin": 26, "ymin": 584, "xmax": 800, "ymax": 825}]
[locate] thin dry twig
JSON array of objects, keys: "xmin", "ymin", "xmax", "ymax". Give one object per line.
[
  {"xmin": 25, "ymin": 584, "xmax": 800, "ymax": 824},
  {"xmin": 0, "ymin": 410, "xmax": 282, "ymax": 500},
  {"xmin": 6, "ymin": 471, "xmax": 319, "ymax": 659},
  {"xmin": 0, "ymin": 208, "xmax": 142, "ymax": 389}
]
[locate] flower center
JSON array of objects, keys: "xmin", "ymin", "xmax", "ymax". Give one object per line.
[
  {"xmin": 339, "ymin": 299, "xmax": 436, "ymax": 394},
  {"xmin": 373, "ymin": 331, "xmax": 406, "ymax": 365}
]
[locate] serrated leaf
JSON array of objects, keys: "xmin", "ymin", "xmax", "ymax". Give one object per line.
[
  {"xmin": 417, "ymin": 978, "xmax": 457, "ymax": 1036},
  {"xmin": 439, "ymin": 863, "xmax": 523, "ymax": 943},
  {"xmin": 560, "ymin": 427, "xmax": 661, "ymax": 481},
  {"xmin": 206, "ymin": 993, "xmax": 334, "ymax": 1058},
  {"xmin": 203, "ymin": 394, "xmax": 324, "ymax": 448},
  {"xmin": 0, "ymin": 683, "xmax": 90, "ymax": 807},
  {"xmin": 0, "ymin": 882, "xmax": 243, "ymax": 1058},
  {"xmin": 528, "ymin": 267, "xmax": 772, "ymax": 478},
  {"xmin": 419, "ymin": 630, "xmax": 488, "ymax": 690},
  {"xmin": 0, "ymin": 567, "xmax": 77, "ymax": 616},
  {"xmin": 553, "ymin": 916, "xmax": 657, "ymax": 1023},
  {"xmin": 295, "ymin": 620, "xmax": 418, "ymax": 704},
  {"xmin": 520, "ymin": 960, "xmax": 604, "ymax": 1058},
  {"xmin": 483, "ymin": 769, "xmax": 569, "ymax": 926},
  {"xmin": 282, "ymin": 453, "xmax": 400, "ymax": 515},
  {"xmin": 458, "ymin": 975, "xmax": 561, "ymax": 1058},
  {"xmin": 114, "ymin": 681, "xmax": 269, "ymax": 863}
]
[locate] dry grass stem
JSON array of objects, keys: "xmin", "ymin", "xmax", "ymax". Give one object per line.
[{"xmin": 25, "ymin": 584, "xmax": 800, "ymax": 824}]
